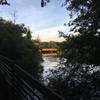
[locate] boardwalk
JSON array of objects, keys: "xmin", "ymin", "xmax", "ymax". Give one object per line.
[{"xmin": 0, "ymin": 55, "xmax": 64, "ymax": 100}]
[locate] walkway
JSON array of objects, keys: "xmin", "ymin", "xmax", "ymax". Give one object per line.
[
  {"xmin": 0, "ymin": 55, "xmax": 64, "ymax": 100},
  {"xmin": 0, "ymin": 73, "xmax": 10, "ymax": 100}
]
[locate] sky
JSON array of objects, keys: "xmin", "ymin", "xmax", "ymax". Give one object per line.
[{"xmin": 0, "ymin": 0, "xmax": 71, "ymax": 42}]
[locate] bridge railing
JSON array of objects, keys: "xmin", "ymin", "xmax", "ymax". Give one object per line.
[
  {"xmin": 40, "ymin": 48, "xmax": 59, "ymax": 56},
  {"xmin": 0, "ymin": 55, "xmax": 64, "ymax": 100}
]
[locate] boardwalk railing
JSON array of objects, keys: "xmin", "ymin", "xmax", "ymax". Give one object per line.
[
  {"xmin": 41, "ymin": 48, "xmax": 59, "ymax": 56},
  {"xmin": 0, "ymin": 55, "xmax": 64, "ymax": 100}
]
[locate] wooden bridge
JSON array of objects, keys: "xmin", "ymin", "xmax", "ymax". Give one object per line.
[
  {"xmin": 0, "ymin": 55, "xmax": 64, "ymax": 100},
  {"xmin": 41, "ymin": 48, "xmax": 59, "ymax": 56}
]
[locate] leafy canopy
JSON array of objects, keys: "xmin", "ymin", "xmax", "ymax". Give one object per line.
[
  {"xmin": 60, "ymin": 0, "xmax": 100, "ymax": 65},
  {"xmin": 0, "ymin": 18, "xmax": 43, "ymax": 78}
]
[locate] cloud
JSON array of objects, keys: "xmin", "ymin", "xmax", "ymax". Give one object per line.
[
  {"xmin": 0, "ymin": 0, "xmax": 70, "ymax": 42},
  {"xmin": 33, "ymin": 25, "xmax": 66, "ymax": 42}
]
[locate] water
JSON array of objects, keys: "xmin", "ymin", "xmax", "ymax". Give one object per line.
[{"xmin": 41, "ymin": 56, "xmax": 59, "ymax": 79}]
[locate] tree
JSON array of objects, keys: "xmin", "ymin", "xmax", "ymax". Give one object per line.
[
  {"xmin": 44, "ymin": 0, "xmax": 100, "ymax": 99},
  {"xmin": 0, "ymin": 18, "xmax": 43, "ymax": 78},
  {"xmin": 38, "ymin": 41, "xmax": 60, "ymax": 49},
  {"xmin": 47, "ymin": 65, "xmax": 100, "ymax": 100},
  {"xmin": 41, "ymin": 0, "xmax": 100, "ymax": 64},
  {"xmin": 0, "ymin": 0, "xmax": 10, "ymax": 5},
  {"xmin": 61, "ymin": 0, "xmax": 100, "ymax": 65},
  {"xmin": 48, "ymin": 41, "xmax": 59, "ymax": 48},
  {"xmin": 41, "ymin": 0, "xmax": 50, "ymax": 7}
]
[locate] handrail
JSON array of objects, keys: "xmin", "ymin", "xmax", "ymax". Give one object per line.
[{"xmin": 0, "ymin": 55, "xmax": 64, "ymax": 100}]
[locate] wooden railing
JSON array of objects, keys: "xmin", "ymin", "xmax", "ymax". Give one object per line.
[
  {"xmin": 40, "ymin": 48, "xmax": 59, "ymax": 56},
  {"xmin": 0, "ymin": 55, "xmax": 64, "ymax": 100}
]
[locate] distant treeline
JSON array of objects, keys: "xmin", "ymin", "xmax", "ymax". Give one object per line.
[{"xmin": 33, "ymin": 40, "xmax": 62, "ymax": 49}]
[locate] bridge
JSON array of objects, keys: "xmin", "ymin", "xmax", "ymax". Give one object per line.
[
  {"xmin": 0, "ymin": 55, "xmax": 64, "ymax": 100},
  {"xmin": 41, "ymin": 48, "xmax": 59, "ymax": 56}
]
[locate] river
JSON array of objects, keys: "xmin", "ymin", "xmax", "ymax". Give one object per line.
[{"xmin": 41, "ymin": 56, "xmax": 59, "ymax": 80}]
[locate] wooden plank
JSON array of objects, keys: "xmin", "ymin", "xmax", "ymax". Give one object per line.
[{"xmin": 14, "ymin": 64, "xmax": 64, "ymax": 100}]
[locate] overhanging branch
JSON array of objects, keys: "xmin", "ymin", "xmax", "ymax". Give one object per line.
[{"xmin": 0, "ymin": 0, "xmax": 10, "ymax": 5}]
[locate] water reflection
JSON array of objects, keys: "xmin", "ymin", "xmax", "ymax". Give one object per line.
[{"xmin": 41, "ymin": 56, "xmax": 59, "ymax": 79}]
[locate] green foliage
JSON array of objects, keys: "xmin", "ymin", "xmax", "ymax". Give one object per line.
[
  {"xmin": 0, "ymin": 18, "xmax": 43, "ymax": 78},
  {"xmin": 0, "ymin": 0, "xmax": 10, "ymax": 5},
  {"xmin": 63, "ymin": 0, "xmax": 100, "ymax": 65},
  {"xmin": 40, "ymin": 42, "xmax": 48, "ymax": 48},
  {"xmin": 60, "ymin": 34, "xmax": 100, "ymax": 65},
  {"xmin": 39, "ymin": 41, "xmax": 60, "ymax": 49},
  {"xmin": 44, "ymin": 0, "xmax": 100, "ymax": 99},
  {"xmin": 48, "ymin": 41, "xmax": 59, "ymax": 48},
  {"xmin": 41, "ymin": 0, "xmax": 50, "ymax": 7},
  {"xmin": 47, "ymin": 64, "xmax": 100, "ymax": 100}
]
